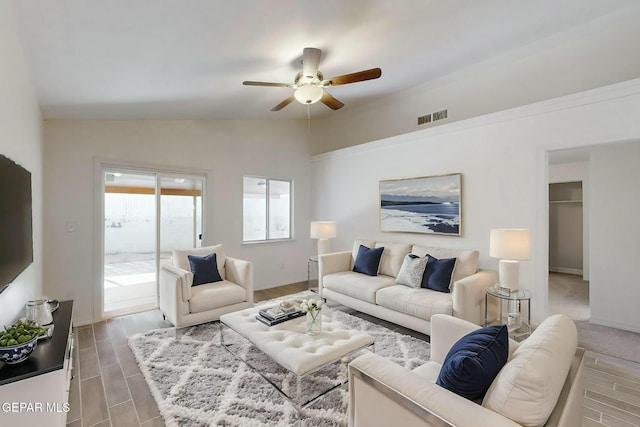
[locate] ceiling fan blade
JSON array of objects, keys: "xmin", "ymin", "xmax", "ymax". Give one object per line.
[
  {"xmin": 302, "ymin": 47, "xmax": 322, "ymax": 79},
  {"xmin": 322, "ymin": 68, "xmax": 382, "ymax": 86},
  {"xmin": 243, "ymin": 81, "xmax": 292, "ymax": 88},
  {"xmin": 271, "ymin": 96, "xmax": 295, "ymax": 111},
  {"xmin": 320, "ymin": 91, "xmax": 345, "ymax": 110}
]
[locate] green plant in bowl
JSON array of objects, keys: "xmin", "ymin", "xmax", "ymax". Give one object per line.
[{"xmin": 0, "ymin": 319, "xmax": 47, "ymax": 364}]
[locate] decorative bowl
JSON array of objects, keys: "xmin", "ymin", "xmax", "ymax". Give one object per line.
[{"xmin": 0, "ymin": 335, "xmax": 38, "ymax": 364}]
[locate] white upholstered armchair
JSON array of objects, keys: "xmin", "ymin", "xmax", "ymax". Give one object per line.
[
  {"xmin": 348, "ymin": 314, "xmax": 585, "ymax": 427},
  {"xmin": 159, "ymin": 244, "xmax": 253, "ymax": 328}
]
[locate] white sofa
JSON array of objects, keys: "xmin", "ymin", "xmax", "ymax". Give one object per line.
[
  {"xmin": 319, "ymin": 240, "xmax": 497, "ymax": 335},
  {"xmin": 159, "ymin": 244, "xmax": 253, "ymax": 328},
  {"xmin": 348, "ymin": 314, "xmax": 585, "ymax": 427}
]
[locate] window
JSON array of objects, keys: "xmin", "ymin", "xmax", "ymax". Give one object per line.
[{"xmin": 243, "ymin": 176, "xmax": 292, "ymax": 242}]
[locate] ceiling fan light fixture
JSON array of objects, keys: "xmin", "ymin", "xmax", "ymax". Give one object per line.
[
  {"xmin": 294, "ymin": 85, "xmax": 323, "ymax": 105},
  {"xmin": 243, "ymin": 47, "xmax": 381, "ymax": 111}
]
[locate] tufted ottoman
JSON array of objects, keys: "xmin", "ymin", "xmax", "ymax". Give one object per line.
[{"xmin": 220, "ymin": 306, "xmax": 375, "ymax": 409}]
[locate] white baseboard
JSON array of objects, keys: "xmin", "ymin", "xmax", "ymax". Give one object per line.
[
  {"xmin": 549, "ymin": 267, "xmax": 583, "ymax": 275},
  {"xmin": 588, "ymin": 317, "xmax": 640, "ymax": 334},
  {"xmin": 72, "ymin": 317, "xmax": 94, "ymax": 327}
]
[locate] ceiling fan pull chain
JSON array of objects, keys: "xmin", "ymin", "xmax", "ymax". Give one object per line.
[{"xmin": 307, "ymin": 104, "xmax": 311, "ymax": 135}]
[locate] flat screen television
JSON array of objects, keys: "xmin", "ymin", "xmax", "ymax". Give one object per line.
[{"xmin": 0, "ymin": 154, "xmax": 33, "ymax": 294}]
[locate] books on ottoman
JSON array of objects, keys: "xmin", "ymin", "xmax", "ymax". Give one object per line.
[{"xmin": 256, "ymin": 306, "xmax": 305, "ymax": 326}]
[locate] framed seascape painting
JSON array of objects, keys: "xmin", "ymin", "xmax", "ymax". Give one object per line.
[{"xmin": 379, "ymin": 173, "xmax": 462, "ymax": 236}]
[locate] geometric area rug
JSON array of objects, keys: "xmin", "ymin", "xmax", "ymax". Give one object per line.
[{"xmin": 128, "ymin": 298, "xmax": 431, "ymax": 426}]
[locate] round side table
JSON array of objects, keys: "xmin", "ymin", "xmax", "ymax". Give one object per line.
[{"xmin": 484, "ymin": 286, "xmax": 532, "ymax": 340}]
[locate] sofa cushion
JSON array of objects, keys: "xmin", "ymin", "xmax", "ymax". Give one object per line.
[
  {"xmin": 395, "ymin": 254, "xmax": 428, "ymax": 288},
  {"xmin": 375, "ymin": 285, "xmax": 453, "ymax": 321},
  {"xmin": 353, "ymin": 245, "xmax": 384, "ymax": 276},
  {"xmin": 188, "ymin": 252, "xmax": 223, "ymax": 286},
  {"xmin": 482, "ymin": 314, "xmax": 578, "ymax": 427},
  {"xmin": 188, "ymin": 280, "xmax": 246, "ymax": 313},
  {"xmin": 436, "ymin": 325, "xmax": 508, "ymax": 400},
  {"xmin": 173, "ymin": 244, "xmax": 226, "ymax": 280},
  {"xmin": 323, "ymin": 271, "xmax": 395, "ymax": 304},
  {"xmin": 421, "ymin": 255, "xmax": 457, "ymax": 292},
  {"xmin": 412, "ymin": 245, "xmax": 478, "ymax": 283},
  {"xmin": 374, "ymin": 242, "xmax": 412, "ymax": 277}
]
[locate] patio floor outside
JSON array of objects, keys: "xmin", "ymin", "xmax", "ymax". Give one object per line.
[{"xmin": 103, "ymin": 253, "xmax": 169, "ymax": 315}]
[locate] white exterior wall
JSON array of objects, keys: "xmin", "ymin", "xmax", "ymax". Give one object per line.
[
  {"xmin": 0, "ymin": 2, "xmax": 43, "ymax": 325},
  {"xmin": 311, "ymin": 79, "xmax": 640, "ymax": 332}
]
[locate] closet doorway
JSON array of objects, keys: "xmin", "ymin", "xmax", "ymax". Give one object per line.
[{"xmin": 548, "ymin": 179, "xmax": 589, "ymax": 320}]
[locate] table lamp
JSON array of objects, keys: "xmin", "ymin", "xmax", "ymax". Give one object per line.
[
  {"xmin": 310, "ymin": 221, "xmax": 336, "ymax": 255},
  {"xmin": 489, "ymin": 229, "xmax": 530, "ymax": 292}
]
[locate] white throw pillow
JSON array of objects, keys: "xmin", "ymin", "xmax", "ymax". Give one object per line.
[
  {"xmin": 395, "ymin": 254, "xmax": 428, "ymax": 288},
  {"xmin": 482, "ymin": 314, "xmax": 577, "ymax": 427}
]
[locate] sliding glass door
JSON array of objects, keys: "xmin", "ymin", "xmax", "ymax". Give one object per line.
[
  {"xmin": 102, "ymin": 168, "xmax": 204, "ymax": 317},
  {"xmin": 159, "ymin": 175, "xmax": 203, "ymax": 267}
]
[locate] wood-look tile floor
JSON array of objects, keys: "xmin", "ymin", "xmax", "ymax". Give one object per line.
[
  {"xmin": 67, "ymin": 282, "xmax": 640, "ymax": 427},
  {"xmin": 66, "ymin": 310, "xmax": 171, "ymax": 427},
  {"xmin": 583, "ymin": 353, "xmax": 640, "ymax": 426}
]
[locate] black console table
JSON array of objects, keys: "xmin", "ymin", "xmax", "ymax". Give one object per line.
[{"xmin": 0, "ymin": 300, "xmax": 74, "ymax": 426}]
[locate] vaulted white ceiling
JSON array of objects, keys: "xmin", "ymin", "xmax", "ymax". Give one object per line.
[{"xmin": 11, "ymin": 0, "xmax": 640, "ymax": 120}]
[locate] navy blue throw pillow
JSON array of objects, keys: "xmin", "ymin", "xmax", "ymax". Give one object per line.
[
  {"xmin": 436, "ymin": 325, "xmax": 509, "ymax": 400},
  {"xmin": 353, "ymin": 245, "xmax": 384, "ymax": 276},
  {"xmin": 188, "ymin": 253, "xmax": 223, "ymax": 286},
  {"xmin": 421, "ymin": 255, "xmax": 456, "ymax": 293}
]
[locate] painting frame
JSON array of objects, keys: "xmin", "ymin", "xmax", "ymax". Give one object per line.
[{"xmin": 379, "ymin": 173, "xmax": 463, "ymax": 236}]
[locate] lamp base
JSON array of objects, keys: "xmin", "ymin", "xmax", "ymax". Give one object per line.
[
  {"xmin": 317, "ymin": 238, "xmax": 330, "ymax": 255},
  {"xmin": 498, "ymin": 260, "xmax": 520, "ymax": 291}
]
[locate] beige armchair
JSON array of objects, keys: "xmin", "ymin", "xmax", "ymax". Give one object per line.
[
  {"xmin": 348, "ymin": 314, "xmax": 585, "ymax": 427},
  {"xmin": 159, "ymin": 244, "xmax": 253, "ymax": 328}
]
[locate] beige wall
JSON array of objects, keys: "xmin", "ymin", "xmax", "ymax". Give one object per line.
[
  {"xmin": 0, "ymin": 2, "xmax": 43, "ymax": 325},
  {"xmin": 549, "ymin": 202, "xmax": 583, "ymax": 272},
  {"xmin": 43, "ymin": 119, "xmax": 311, "ymax": 325}
]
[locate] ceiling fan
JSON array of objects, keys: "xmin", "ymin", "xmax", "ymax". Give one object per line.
[{"xmin": 243, "ymin": 47, "xmax": 382, "ymax": 112}]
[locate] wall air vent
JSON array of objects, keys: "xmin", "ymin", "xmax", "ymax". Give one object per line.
[
  {"xmin": 433, "ymin": 109, "xmax": 448, "ymax": 121},
  {"xmin": 417, "ymin": 114, "xmax": 432, "ymax": 125},
  {"xmin": 418, "ymin": 109, "xmax": 448, "ymax": 126}
]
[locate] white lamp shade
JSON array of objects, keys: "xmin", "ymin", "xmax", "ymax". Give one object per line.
[
  {"xmin": 310, "ymin": 221, "xmax": 336, "ymax": 239},
  {"xmin": 294, "ymin": 85, "xmax": 323, "ymax": 104},
  {"xmin": 490, "ymin": 229, "xmax": 530, "ymax": 261}
]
